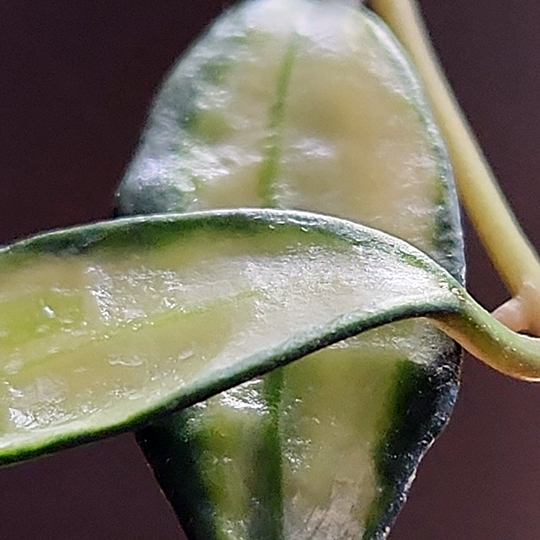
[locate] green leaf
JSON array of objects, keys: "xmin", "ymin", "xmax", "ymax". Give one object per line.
[{"xmin": 0, "ymin": 208, "xmax": 533, "ymax": 468}]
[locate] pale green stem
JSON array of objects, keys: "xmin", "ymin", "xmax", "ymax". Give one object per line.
[
  {"xmin": 370, "ymin": 0, "xmax": 540, "ymax": 335},
  {"xmin": 432, "ymin": 289, "xmax": 540, "ymax": 382}
]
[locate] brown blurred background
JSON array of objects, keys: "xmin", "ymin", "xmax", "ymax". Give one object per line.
[{"xmin": 1, "ymin": 1, "xmax": 540, "ymax": 538}]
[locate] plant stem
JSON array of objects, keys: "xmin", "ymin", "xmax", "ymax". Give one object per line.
[
  {"xmin": 369, "ymin": 0, "xmax": 540, "ymax": 334},
  {"xmin": 433, "ymin": 291, "xmax": 540, "ymax": 382}
]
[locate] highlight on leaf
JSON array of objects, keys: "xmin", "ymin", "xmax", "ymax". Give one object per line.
[{"xmin": 0, "ymin": 209, "xmax": 538, "ymax": 469}]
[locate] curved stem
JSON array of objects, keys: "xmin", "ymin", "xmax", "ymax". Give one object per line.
[
  {"xmin": 369, "ymin": 0, "xmax": 540, "ymax": 334},
  {"xmin": 432, "ymin": 291, "xmax": 540, "ymax": 382}
]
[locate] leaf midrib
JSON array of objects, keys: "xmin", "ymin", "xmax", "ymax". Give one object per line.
[{"xmin": 255, "ymin": 34, "xmax": 299, "ymax": 540}]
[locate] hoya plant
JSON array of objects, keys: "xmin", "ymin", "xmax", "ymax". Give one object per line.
[{"xmin": 1, "ymin": 0, "xmax": 539, "ymax": 539}]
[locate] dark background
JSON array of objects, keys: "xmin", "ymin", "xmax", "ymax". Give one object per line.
[{"xmin": 1, "ymin": 1, "xmax": 539, "ymax": 538}]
